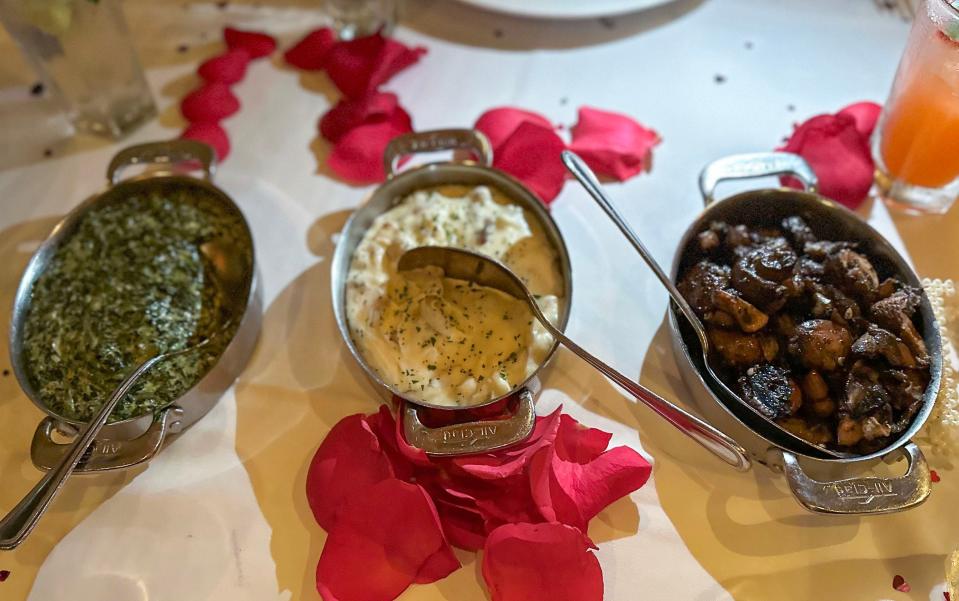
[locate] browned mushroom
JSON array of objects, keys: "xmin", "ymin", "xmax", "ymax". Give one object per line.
[
  {"xmin": 851, "ymin": 324, "xmax": 916, "ymax": 368},
  {"xmin": 788, "ymin": 319, "xmax": 853, "ymax": 371},
  {"xmin": 708, "ymin": 327, "xmax": 779, "ymax": 367},
  {"xmin": 738, "ymin": 364, "xmax": 802, "ymax": 418},
  {"xmin": 677, "ymin": 260, "xmax": 729, "ymax": 316},
  {"xmin": 825, "ymin": 248, "xmax": 879, "ymax": 300},
  {"xmin": 730, "ymin": 238, "xmax": 797, "ymax": 307},
  {"xmin": 781, "ymin": 215, "xmax": 816, "ymax": 247},
  {"xmin": 779, "ymin": 417, "xmax": 832, "ymax": 446},
  {"xmin": 844, "ymin": 360, "xmax": 890, "ymax": 416},
  {"xmin": 837, "ymin": 415, "xmax": 864, "ymax": 446},
  {"xmin": 870, "ymin": 287, "xmax": 929, "ymax": 364},
  {"xmin": 711, "ymin": 289, "xmax": 769, "ymax": 333}
]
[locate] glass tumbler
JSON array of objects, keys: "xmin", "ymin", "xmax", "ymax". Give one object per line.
[
  {"xmin": 0, "ymin": 0, "xmax": 156, "ymax": 139},
  {"xmin": 874, "ymin": 0, "xmax": 959, "ymax": 214}
]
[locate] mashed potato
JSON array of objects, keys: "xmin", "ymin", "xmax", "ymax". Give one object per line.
[{"xmin": 345, "ymin": 185, "xmax": 564, "ymax": 407}]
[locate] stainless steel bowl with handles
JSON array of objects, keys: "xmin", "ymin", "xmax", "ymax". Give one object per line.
[
  {"xmin": 330, "ymin": 129, "xmax": 573, "ymax": 456},
  {"xmin": 668, "ymin": 152, "xmax": 943, "ymax": 514},
  {"xmin": 8, "ymin": 140, "xmax": 262, "ymax": 473}
]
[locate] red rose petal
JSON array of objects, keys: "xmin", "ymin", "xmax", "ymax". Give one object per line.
[
  {"xmin": 434, "ymin": 498, "xmax": 487, "ymax": 551},
  {"xmin": 0, "ymin": 570, "xmax": 9, "ymax": 582},
  {"xmin": 181, "ymin": 122, "xmax": 231, "ymax": 161},
  {"xmin": 319, "ymin": 92, "xmax": 412, "ymax": 143},
  {"xmin": 305, "ymin": 414, "xmax": 394, "ymax": 531},
  {"xmin": 449, "ymin": 406, "xmax": 562, "ymax": 480},
  {"xmin": 837, "ymin": 101, "xmax": 882, "ymax": 139},
  {"xmin": 284, "ymin": 27, "xmax": 336, "ymax": 71},
  {"xmin": 931, "ymin": 469, "xmax": 941, "ymax": 483},
  {"xmin": 944, "ymin": 592, "xmax": 951, "ymax": 601},
  {"xmin": 474, "ymin": 475, "xmax": 543, "ymax": 528},
  {"xmin": 482, "ymin": 522, "xmax": 603, "ymax": 601},
  {"xmin": 224, "ymin": 26, "xmax": 276, "ymax": 59},
  {"xmin": 569, "ymin": 106, "xmax": 661, "ymax": 181},
  {"xmin": 492, "ymin": 121, "xmax": 567, "ymax": 204},
  {"xmin": 474, "ymin": 107, "xmax": 554, "ymax": 152},
  {"xmin": 324, "ymin": 33, "xmax": 427, "ymax": 99},
  {"xmin": 180, "ymin": 82, "xmax": 240, "ymax": 123},
  {"xmin": 777, "ymin": 112, "xmax": 874, "ymax": 209},
  {"xmin": 197, "ymin": 49, "xmax": 251, "ymax": 85},
  {"xmin": 316, "ymin": 479, "xmax": 459, "ymax": 600},
  {"xmin": 529, "ymin": 445, "xmax": 651, "ymax": 531},
  {"xmin": 364, "ymin": 404, "xmax": 420, "ymax": 479},
  {"xmin": 327, "ymin": 120, "xmax": 412, "ymax": 184},
  {"xmin": 554, "ymin": 414, "xmax": 611, "ymax": 463},
  {"xmin": 892, "ymin": 574, "xmax": 911, "ymax": 593}
]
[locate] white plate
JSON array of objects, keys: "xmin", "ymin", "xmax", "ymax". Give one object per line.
[{"xmin": 455, "ymin": 0, "xmax": 675, "ymax": 19}]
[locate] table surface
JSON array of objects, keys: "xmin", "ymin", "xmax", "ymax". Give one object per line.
[{"xmin": 1, "ymin": 1, "xmax": 958, "ymax": 599}]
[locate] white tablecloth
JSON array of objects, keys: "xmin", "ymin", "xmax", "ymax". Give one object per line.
[{"xmin": 1, "ymin": 1, "xmax": 956, "ymax": 599}]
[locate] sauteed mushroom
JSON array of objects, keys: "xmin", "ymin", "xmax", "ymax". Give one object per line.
[{"xmin": 679, "ymin": 216, "xmax": 931, "ymax": 453}]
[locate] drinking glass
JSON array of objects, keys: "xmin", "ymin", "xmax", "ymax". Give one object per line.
[
  {"xmin": 0, "ymin": 0, "xmax": 156, "ymax": 139},
  {"xmin": 874, "ymin": 0, "xmax": 959, "ymax": 214},
  {"xmin": 325, "ymin": 0, "xmax": 396, "ymax": 40}
]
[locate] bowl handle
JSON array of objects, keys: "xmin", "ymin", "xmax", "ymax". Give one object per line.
[
  {"xmin": 401, "ymin": 390, "xmax": 535, "ymax": 456},
  {"xmin": 30, "ymin": 407, "xmax": 182, "ymax": 473},
  {"xmin": 383, "ymin": 129, "xmax": 493, "ymax": 178},
  {"xmin": 698, "ymin": 152, "xmax": 818, "ymax": 206},
  {"xmin": 781, "ymin": 442, "xmax": 931, "ymax": 514},
  {"xmin": 106, "ymin": 139, "xmax": 217, "ymax": 185}
]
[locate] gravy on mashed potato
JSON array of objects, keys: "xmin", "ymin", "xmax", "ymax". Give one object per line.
[{"xmin": 345, "ymin": 185, "xmax": 564, "ymax": 407}]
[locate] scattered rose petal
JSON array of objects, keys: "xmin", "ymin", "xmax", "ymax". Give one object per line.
[
  {"xmin": 305, "ymin": 414, "xmax": 394, "ymax": 531},
  {"xmin": 554, "ymin": 414, "xmax": 611, "ymax": 464},
  {"xmin": 327, "ymin": 120, "xmax": 412, "ymax": 184},
  {"xmin": 197, "ymin": 49, "xmax": 251, "ymax": 84},
  {"xmin": 316, "ymin": 478, "xmax": 459, "ymax": 601},
  {"xmin": 434, "ymin": 498, "xmax": 487, "ymax": 551},
  {"xmin": 324, "ymin": 33, "xmax": 427, "ymax": 99},
  {"xmin": 474, "ymin": 475, "xmax": 543, "ymax": 529},
  {"xmin": 892, "ymin": 574, "xmax": 911, "ymax": 593},
  {"xmin": 482, "ymin": 522, "xmax": 603, "ymax": 601},
  {"xmin": 319, "ymin": 92, "xmax": 411, "ymax": 143},
  {"xmin": 388, "ymin": 399, "xmax": 434, "ymax": 467},
  {"xmin": 180, "ymin": 82, "xmax": 240, "ymax": 123},
  {"xmin": 529, "ymin": 445, "xmax": 651, "ymax": 531},
  {"xmin": 492, "ymin": 121, "xmax": 567, "ymax": 204},
  {"xmin": 181, "ymin": 122, "xmax": 231, "ymax": 161},
  {"xmin": 474, "ymin": 107, "xmax": 554, "ymax": 152},
  {"xmin": 364, "ymin": 404, "xmax": 420, "ymax": 479},
  {"xmin": 284, "ymin": 27, "xmax": 336, "ymax": 71},
  {"xmin": 931, "ymin": 469, "xmax": 941, "ymax": 483},
  {"xmin": 0, "ymin": 570, "xmax": 8, "ymax": 582},
  {"xmin": 224, "ymin": 26, "xmax": 276, "ymax": 59},
  {"xmin": 944, "ymin": 592, "xmax": 951, "ymax": 601},
  {"xmin": 569, "ymin": 106, "xmax": 661, "ymax": 181},
  {"xmin": 837, "ymin": 101, "xmax": 882, "ymax": 139},
  {"xmin": 777, "ymin": 112, "xmax": 874, "ymax": 209}
]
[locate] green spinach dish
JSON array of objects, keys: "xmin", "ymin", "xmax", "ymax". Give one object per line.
[{"xmin": 22, "ymin": 184, "xmax": 250, "ymax": 423}]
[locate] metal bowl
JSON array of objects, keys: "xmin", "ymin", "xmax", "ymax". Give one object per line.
[
  {"xmin": 9, "ymin": 140, "xmax": 262, "ymax": 473},
  {"xmin": 668, "ymin": 152, "xmax": 942, "ymax": 514},
  {"xmin": 331, "ymin": 130, "xmax": 573, "ymax": 456}
]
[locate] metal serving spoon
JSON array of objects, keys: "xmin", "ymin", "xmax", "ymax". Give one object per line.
[
  {"xmin": 0, "ymin": 240, "xmax": 247, "ymax": 550},
  {"xmin": 398, "ymin": 246, "xmax": 751, "ymax": 470},
  {"xmin": 561, "ymin": 150, "xmax": 847, "ymax": 459}
]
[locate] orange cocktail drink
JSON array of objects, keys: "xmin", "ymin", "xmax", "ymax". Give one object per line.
[{"xmin": 875, "ymin": 0, "xmax": 959, "ymax": 214}]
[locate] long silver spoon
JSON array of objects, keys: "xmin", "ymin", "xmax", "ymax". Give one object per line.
[
  {"xmin": 398, "ymin": 246, "xmax": 751, "ymax": 471},
  {"xmin": 561, "ymin": 150, "xmax": 846, "ymax": 458},
  {"xmin": 0, "ymin": 240, "xmax": 247, "ymax": 550}
]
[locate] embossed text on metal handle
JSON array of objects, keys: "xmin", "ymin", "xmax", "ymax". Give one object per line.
[
  {"xmin": 107, "ymin": 139, "xmax": 217, "ymax": 185},
  {"xmin": 402, "ymin": 390, "xmax": 535, "ymax": 456},
  {"xmin": 383, "ymin": 129, "xmax": 493, "ymax": 178},
  {"xmin": 698, "ymin": 152, "xmax": 819, "ymax": 206},
  {"xmin": 781, "ymin": 443, "xmax": 931, "ymax": 515}
]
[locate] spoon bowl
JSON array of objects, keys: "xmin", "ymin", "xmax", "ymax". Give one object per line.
[{"xmin": 398, "ymin": 245, "xmax": 751, "ymax": 470}]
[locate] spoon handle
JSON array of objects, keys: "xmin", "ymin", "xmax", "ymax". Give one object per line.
[
  {"xmin": 561, "ymin": 151, "xmax": 709, "ymax": 347},
  {"xmin": 529, "ymin": 300, "xmax": 750, "ymax": 471},
  {"xmin": 0, "ymin": 355, "xmax": 160, "ymax": 550}
]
